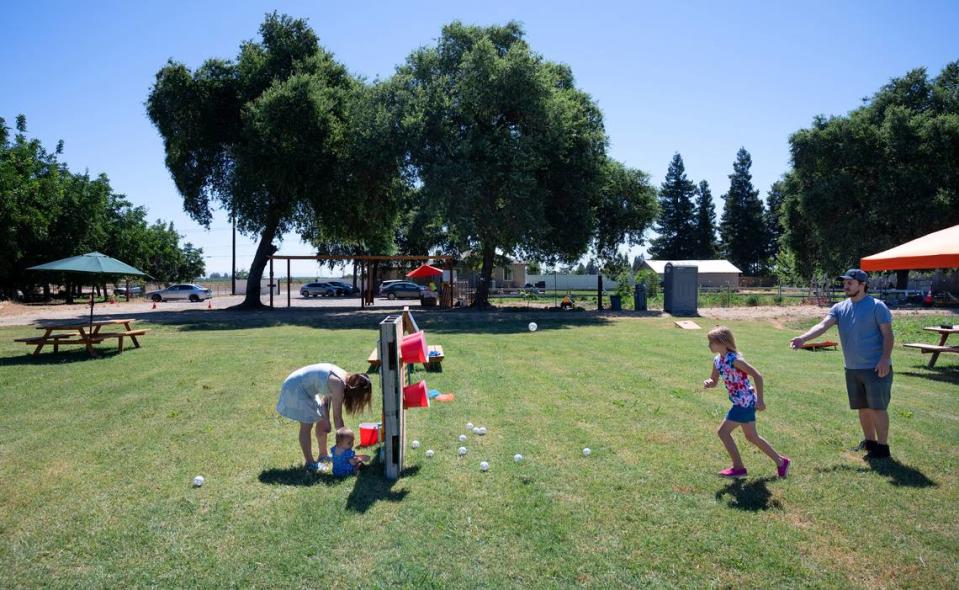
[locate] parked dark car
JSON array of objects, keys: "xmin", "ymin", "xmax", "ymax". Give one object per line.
[
  {"xmin": 327, "ymin": 281, "xmax": 360, "ymax": 296},
  {"xmin": 300, "ymin": 282, "xmax": 345, "ymax": 297},
  {"xmin": 379, "ymin": 281, "xmax": 426, "ymax": 300}
]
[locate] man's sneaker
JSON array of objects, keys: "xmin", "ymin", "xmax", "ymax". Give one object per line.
[
  {"xmin": 850, "ymin": 439, "xmax": 873, "ymax": 452},
  {"xmin": 777, "ymin": 457, "xmax": 791, "ymax": 478},
  {"xmin": 719, "ymin": 467, "xmax": 748, "ymax": 478},
  {"xmin": 865, "ymin": 443, "xmax": 891, "ymax": 460}
]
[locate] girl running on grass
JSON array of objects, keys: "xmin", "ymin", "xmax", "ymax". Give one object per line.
[{"xmin": 703, "ymin": 326, "xmax": 790, "ymax": 478}]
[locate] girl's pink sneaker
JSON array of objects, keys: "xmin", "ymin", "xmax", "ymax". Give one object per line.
[
  {"xmin": 777, "ymin": 457, "xmax": 791, "ymax": 478},
  {"xmin": 719, "ymin": 467, "xmax": 748, "ymax": 478}
]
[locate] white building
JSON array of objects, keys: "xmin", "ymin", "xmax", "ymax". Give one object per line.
[{"xmin": 642, "ymin": 260, "xmax": 742, "ymax": 288}]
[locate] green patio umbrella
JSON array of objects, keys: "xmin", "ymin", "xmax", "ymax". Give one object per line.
[{"xmin": 28, "ymin": 251, "xmax": 150, "ymax": 327}]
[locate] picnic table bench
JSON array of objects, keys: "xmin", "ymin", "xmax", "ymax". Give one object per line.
[
  {"xmin": 14, "ymin": 318, "xmax": 148, "ymax": 357},
  {"xmin": 904, "ymin": 325, "xmax": 959, "ymax": 368}
]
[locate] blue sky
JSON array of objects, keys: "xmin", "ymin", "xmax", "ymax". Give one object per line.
[{"xmin": 3, "ymin": 1, "xmax": 957, "ymax": 275}]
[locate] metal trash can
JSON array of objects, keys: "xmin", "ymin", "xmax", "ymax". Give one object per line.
[
  {"xmin": 609, "ymin": 294, "xmax": 622, "ymax": 311},
  {"xmin": 634, "ymin": 284, "xmax": 647, "ymax": 311}
]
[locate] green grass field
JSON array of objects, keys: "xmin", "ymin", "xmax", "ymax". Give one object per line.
[{"xmin": 1, "ymin": 312, "xmax": 956, "ymax": 588}]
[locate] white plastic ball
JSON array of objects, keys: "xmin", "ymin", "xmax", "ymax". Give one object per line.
[
  {"xmin": 478, "ymin": 427, "xmax": 487, "ymax": 435},
  {"xmin": 459, "ymin": 434, "xmax": 468, "ymax": 442},
  {"xmin": 514, "ymin": 454, "xmax": 523, "ymax": 463},
  {"xmin": 583, "ymin": 448, "xmax": 592, "ymax": 457},
  {"xmin": 528, "ymin": 322, "xmax": 538, "ymax": 332},
  {"xmin": 472, "ymin": 427, "xmax": 480, "ymax": 434},
  {"xmin": 458, "ymin": 446, "xmax": 467, "ymax": 456},
  {"xmin": 192, "ymin": 475, "xmax": 205, "ymax": 487},
  {"xmin": 480, "ymin": 461, "xmax": 489, "ymax": 472},
  {"xmin": 411, "ymin": 440, "xmax": 420, "ymax": 449},
  {"xmin": 466, "ymin": 422, "xmax": 474, "ymax": 430},
  {"xmin": 425, "ymin": 449, "xmax": 434, "ymax": 458}
]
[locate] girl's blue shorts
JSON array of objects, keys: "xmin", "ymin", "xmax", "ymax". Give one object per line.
[{"xmin": 726, "ymin": 404, "xmax": 756, "ymax": 423}]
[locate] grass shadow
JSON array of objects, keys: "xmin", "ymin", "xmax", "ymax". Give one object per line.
[
  {"xmin": 257, "ymin": 465, "xmax": 350, "ymax": 488},
  {"xmin": 346, "ymin": 461, "xmax": 420, "ymax": 513},
  {"xmin": 815, "ymin": 459, "xmax": 937, "ymax": 488},
  {"xmin": 898, "ymin": 365, "xmax": 959, "ymax": 385},
  {"xmin": 714, "ymin": 476, "xmax": 782, "ymax": 511},
  {"xmin": 0, "ymin": 348, "xmax": 122, "ymax": 366}
]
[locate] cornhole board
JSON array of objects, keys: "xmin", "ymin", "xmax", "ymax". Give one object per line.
[
  {"xmin": 800, "ymin": 341, "xmax": 838, "ymax": 351},
  {"xmin": 674, "ymin": 320, "xmax": 701, "ymax": 330},
  {"xmin": 379, "ymin": 314, "xmax": 406, "ymax": 480}
]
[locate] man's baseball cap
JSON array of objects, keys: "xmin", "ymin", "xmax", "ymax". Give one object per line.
[{"xmin": 838, "ymin": 269, "xmax": 868, "ymax": 282}]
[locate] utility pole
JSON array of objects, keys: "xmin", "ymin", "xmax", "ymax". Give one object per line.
[{"xmin": 231, "ymin": 208, "xmax": 236, "ymax": 296}]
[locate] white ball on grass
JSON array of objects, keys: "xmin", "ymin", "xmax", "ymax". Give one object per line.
[
  {"xmin": 583, "ymin": 448, "xmax": 591, "ymax": 457},
  {"xmin": 528, "ymin": 322, "xmax": 538, "ymax": 332},
  {"xmin": 472, "ymin": 427, "xmax": 480, "ymax": 435},
  {"xmin": 425, "ymin": 449, "xmax": 434, "ymax": 458},
  {"xmin": 466, "ymin": 422, "xmax": 474, "ymax": 430},
  {"xmin": 192, "ymin": 475, "xmax": 205, "ymax": 487},
  {"xmin": 411, "ymin": 440, "xmax": 420, "ymax": 449},
  {"xmin": 458, "ymin": 446, "xmax": 467, "ymax": 456},
  {"xmin": 459, "ymin": 434, "xmax": 468, "ymax": 442},
  {"xmin": 480, "ymin": 461, "xmax": 489, "ymax": 472},
  {"xmin": 514, "ymin": 454, "xmax": 523, "ymax": 463},
  {"xmin": 478, "ymin": 427, "xmax": 487, "ymax": 435}
]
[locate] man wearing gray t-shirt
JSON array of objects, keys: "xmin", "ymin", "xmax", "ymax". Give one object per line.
[{"xmin": 790, "ymin": 269, "xmax": 895, "ymax": 460}]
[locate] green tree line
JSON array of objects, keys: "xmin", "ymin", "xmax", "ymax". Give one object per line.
[{"xmin": 0, "ymin": 115, "xmax": 204, "ymax": 297}]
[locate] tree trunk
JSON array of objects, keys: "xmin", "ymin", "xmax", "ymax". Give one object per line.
[
  {"xmin": 240, "ymin": 218, "xmax": 280, "ymax": 308},
  {"xmin": 472, "ymin": 243, "xmax": 495, "ymax": 308}
]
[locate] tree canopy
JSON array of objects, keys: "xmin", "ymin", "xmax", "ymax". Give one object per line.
[
  {"xmin": 387, "ymin": 21, "xmax": 656, "ymax": 305},
  {"xmin": 779, "ymin": 62, "xmax": 959, "ymax": 278},
  {"xmin": 146, "ymin": 13, "xmax": 404, "ymax": 307},
  {"xmin": 0, "ymin": 116, "xmax": 203, "ymax": 297}
]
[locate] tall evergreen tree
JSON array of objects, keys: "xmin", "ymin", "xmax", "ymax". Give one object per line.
[
  {"xmin": 764, "ymin": 180, "xmax": 786, "ymax": 259},
  {"xmin": 648, "ymin": 153, "xmax": 697, "ymax": 259},
  {"xmin": 691, "ymin": 180, "xmax": 718, "ymax": 259},
  {"xmin": 719, "ymin": 148, "xmax": 769, "ymax": 275}
]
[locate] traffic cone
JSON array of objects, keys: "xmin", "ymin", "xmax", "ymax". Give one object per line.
[
  {"xmin": 207, "ymin": 300, "xmax": 213, "ymax": 310},
  {"xmin": 152, "ymin": 302, "xmax": 157, "ymax": 310}
]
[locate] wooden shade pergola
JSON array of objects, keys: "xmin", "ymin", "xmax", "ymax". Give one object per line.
[{"xmin": 267, "ymin": 254, "xmax": 456, "ymax": 309}]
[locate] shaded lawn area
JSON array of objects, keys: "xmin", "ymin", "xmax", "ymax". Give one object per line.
[{"xmin": 0, "ymin": 313, "xmax": 956, "ymax": 588}]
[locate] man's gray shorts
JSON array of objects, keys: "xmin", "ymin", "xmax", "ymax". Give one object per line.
[{"xmin": 845, "ymin": 368, "xmax": 893, "ymax": 410}]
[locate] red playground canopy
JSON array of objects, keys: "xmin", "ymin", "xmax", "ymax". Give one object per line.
[
  {"xmin": 406, "ymin": 264, "xmax": 444, "ymax": 278},
  {"xmin": 860, "ymin": 224, "xmax": 959, "ymax": 271}
]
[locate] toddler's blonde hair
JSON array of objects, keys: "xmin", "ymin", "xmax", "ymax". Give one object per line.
[{"xmin": 335, "ymin": 427, "xmax": 354, "ymax": 447}]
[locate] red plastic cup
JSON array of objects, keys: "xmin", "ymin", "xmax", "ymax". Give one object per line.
[
  {"xmin": 400, "ymin": 330, "xmax": 428, "ymax": 364},
  {"xmin": 359, "ymin": 422, "xmax": 381, "ymax": 446},
  {"xmin": 403, "ymin": 380, "xmax": 430, "ymax": 409}
]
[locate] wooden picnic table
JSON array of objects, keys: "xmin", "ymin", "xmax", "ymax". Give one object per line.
[
  {"xmin": 903, "ymin": 325, "xmax": 959, "ymax": 368},
  {"xmin": 14, "ymin": 318, "xmax": 148, "ymax": 357}
]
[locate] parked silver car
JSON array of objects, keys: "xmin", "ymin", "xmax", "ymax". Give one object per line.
[
  {"xmin": 148, "ymin": 284, "xmax": 213, "ymax": 302},
  {"xmin": 300, "ymin": 282, "xmax": 344, "ymax": 297}
]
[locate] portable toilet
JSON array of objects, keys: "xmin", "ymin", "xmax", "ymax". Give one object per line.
[{"xmin": 664, "ymin": 263, "xmax": 698, "ymax": 315}]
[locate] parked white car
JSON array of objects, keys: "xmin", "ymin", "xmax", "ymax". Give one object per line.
[{"xmin": 148, "ymin": 284, "xmax": 213, "ymax": 302}]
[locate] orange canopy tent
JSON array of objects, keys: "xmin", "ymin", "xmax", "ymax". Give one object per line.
[
  {"xmin": 406, "ymin": 264, "xmax": 444, "ymax": 278},
  {"xmin": 860, "ymin": 224, "xmax": 959, "ymax": 271}
]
